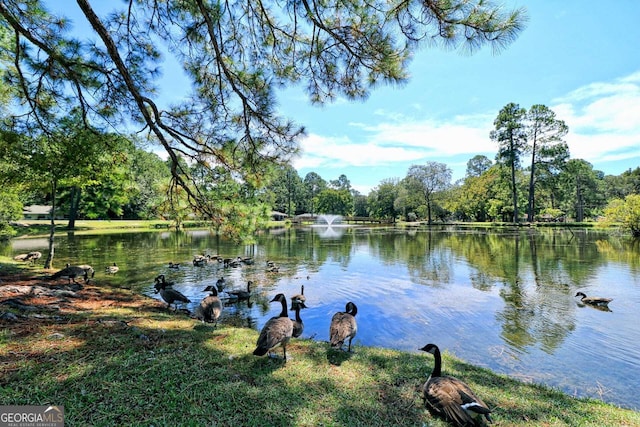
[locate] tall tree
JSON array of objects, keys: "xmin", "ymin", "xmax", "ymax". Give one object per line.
[
  {"xmin": 406, "ymin": 162, "xmax": 452, "ymax": 224},
  {"xmin": 466, "ymin": 155, "xmax": 493, "ymax": 178},
  {"xmin": 0, "ymin": 0, "xmax": 526, "ymax": 236},
  {"xmin": 525, "ymin": 104, "xmax": 569, "ymax": 221},
  {"xmin": 303, "ymin": 172, "xmax": 328, "ymax": 216},
  {"xmin": 558, "ymin": 159, "xmax": 604, "ymax": 222},
  {"xmin": 491, "ymin": 103, "xmax": 528, "ymax": 223},
  {"xmin": 368, "ymin": 178, "xmax": 401, "ymax": 222}
]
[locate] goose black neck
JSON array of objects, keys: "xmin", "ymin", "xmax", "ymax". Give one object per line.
[
  {"xmin": 294, "ymin": 305, "xmax": 302, "ymax": 322},
  {"xmin": 431, "ymin": 346, "xmax": 442, "ymax": 377},
  {"xmin": 278, "ymin": 298, "xmax": 288, "ymax": 318},
  {"xmin": 349, "ymin": 303, "xmax": 358, "ymax": 317}
]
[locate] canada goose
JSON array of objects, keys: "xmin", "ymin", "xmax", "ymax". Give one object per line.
[
  {"xmin": 290, "ymin": 300, "xmax": 307, "ymax": 338},
  {"xmin": 241, "ymin": 256, "xmax": 254, "ymax": 265},
  {"xmin": 291, "ymin": 285, "xmax": 306, "ymax": 305},
  {"xmin": 77, "ymin": 264, "xmax": 96, "ymax": 278},
  {"xmin": 194, "ymin": 285, "xmax": 223, "ymax": 325},
  {"xmin": 419, "ymin": 343, "xmax": 492, "ymax": 427},
  {"xmin": 154, "ymin": 275, "xmax": 190, "ymax": 310},
  {"xmin": 215, "ymin": 277, "xmax": 226, "ymax": 292},
  {"xmin": 105, "ymin": 262, "xmax": 119, "ymax": 274},
  {"xmin": 253, "ymin": 294, "xmax": 294, "ymax": 361},
  {"xmin": 193, "ymin": 254, "xmax": 210, "ymax": 266},
  {"xmin": 575, "ymin": 292, "xmax": 612, "ymax": 307},
  {"xmin": 14, "ymin": 251, "xmax": 42, "ymax": 264},
  {"xmin": 229, "ymin": 281, "xmax": 253, "ymax": 300},
  {"xmin": 329, "ymin": 302, "xmax": 358, "ymax": 352},
  {"xmin": 168, "ymin": 262, "xmax": 180, "ymax": 269},
  {"xmin": 50, "ymin": 264, "xmax": 89, "ymax": 284},
  {"xmin": 223, "ymin": 257, "xmax": 242, "ymax": 268}
]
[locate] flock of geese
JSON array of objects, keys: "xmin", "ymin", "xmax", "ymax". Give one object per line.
[{"xmin": 37, "ymin": 252, "xmax": 615, "ymax": 426}]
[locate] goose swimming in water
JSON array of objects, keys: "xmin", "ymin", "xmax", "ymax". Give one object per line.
[{"xmin": 575, "ymin": 292, "xmax": 612, "ymax": 307}]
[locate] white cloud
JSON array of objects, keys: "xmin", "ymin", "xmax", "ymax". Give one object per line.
[
  {"xmin": 295, "ymin": 71, "xmax": 640, "ymax": 174},
  {"xmin": 552, "ymin": 71, "xmax": 640, "ymax": 165}
]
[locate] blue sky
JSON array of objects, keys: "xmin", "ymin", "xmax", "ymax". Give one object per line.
[
  {"xmin": 53, "ymin": 1, "xmax": 640, "ymax": 194},
  {"xmin": 278, "ymin": 1, "xmax": 640, "ymax": 193}
]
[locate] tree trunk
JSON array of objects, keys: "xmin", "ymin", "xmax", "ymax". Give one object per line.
[
  {"xmin": 44, "ymin": 179, "xmax": 57, "ymax": 269},
  {"xmin": 510, "ymin": 161, "xmax": 519, "ymax": 223},
  {"xmin": 67, "ymin": 186, "xmax": 81, "ymax": 229},
  {"xmin": 575, "ymin": 179, "xmax": 584, "ymax": 222},
  {"xmin": 527, "ymin": 141, "xmax": 537, "ymax": 222}
]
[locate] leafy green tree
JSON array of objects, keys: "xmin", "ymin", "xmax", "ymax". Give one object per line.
[
  {"xmin": 315, "ymin": 189, "xmax": 353, "ymax": 216},
  {"xmin": 302, "ymin": 172, "xmax": 328, "ymax": 216},
  {"xmin": 603, "ymin": 167, "xmax": 640, "ymax": 200},
  {"xmin": 466, "ymin": 155, "xmax": 493, "ymax": 178},
  {"xmin": 0, "ymin": 190, "xmax": 21, "ymax": 239},
  {"xmin": 491, "ymin": 102, "xmax": 528, "ymax": 223},
  {"xmin": 268, "ymin": 164, "xmax": 304, "ymax": 216},
  {"xmin": 0, "ymin": 0, "xmax": 526, "ymax": 236},
  {"xmin": 406, "ymin": 162, "xmax": 452, "ymax": 224},
  {"xmin": 353, "ymin": 194, "xmax": 369, "ymax": 217},
  {"xmin": 604, "ymin": 194, "xmax": 640, "ymax": 237},
  {"xmin": 525, "ymin": 104, "xmax": 569, "ymax": 221},
  {"xmin": 558, "ymin": 159, "xmax": 605, "ymax": 222},
  {"xmin": 368, "ymin": 178, "xmax": 401, "ymax": 222},
  {"xmin": 122, "ymin": 148, "xmax": 171, "ymax": 219}
]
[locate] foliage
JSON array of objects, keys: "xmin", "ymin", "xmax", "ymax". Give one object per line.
[
  {"xmin": 0, "ymin": 190, "xmax": 21, "ymax": 239},
  {"xmin": 0, "ymin": 0, "xmax": 526, "ymax": 233},
  {"xmin": 368, "ymin": 178, "xmax": 401, "ymax": 221},
  {"xmin": 405, "ymin": 162, "xmax": 452, "ymax": 224},
  {"xmin": 604, "ymin": 194, "xmax": 640, "ymax": 236},
  {"xmin": 525, "ymin": 104, "xmax": 569, "ymax": 221},
  {"xmin": 315, "ymin": 188, "xmax": 353, "ymax": 216},
  {"xmin": 491, "ymin": 102, "xmax": 528, "ymax": 222}
]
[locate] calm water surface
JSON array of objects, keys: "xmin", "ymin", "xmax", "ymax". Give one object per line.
[{"xmin": 5, "ymin": 225, "xmax": 640, "ymax": 410}]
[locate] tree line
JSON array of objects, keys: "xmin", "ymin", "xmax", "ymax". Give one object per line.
[
  {"xmin": 2, "ymin": 102, "xmax": 640, "ymax": 242},
  {"xmin": 268, "ymin": 102, "xmax": 640, "ymax": 234},
  {"xmin": 0, "ymin": 2, "xmax": 638, "ymax": 240}
]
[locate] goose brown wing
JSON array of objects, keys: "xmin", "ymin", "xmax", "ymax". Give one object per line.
[
  {"xmin": 424, "ymin": 376, "xmax": 490, "ymax": 426},
  {"xmin": 254, "ymin": 317, "xmax": 293, "ymax": 355},
  {"xmin": 329, "ymin": 312, "xmax": 356, "ymax": 346}
]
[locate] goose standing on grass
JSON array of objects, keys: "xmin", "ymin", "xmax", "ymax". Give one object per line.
[
  {"xmin": 419, "ymin": 343, "xmax": 492, "ymax": 427},
  {"xmin": 154, "ymin": 275, "xmax": 190, "ymax": 310},
  {"xmin": 253, "ymin": 294, "xmax": 293, "ymax": 361},
  {"xmin": 50, "ymin": 264, "xmax": 89, "ymax": 284},
  {"xmin": 194, "ymin": 285, "xmax": 223, "ymax": 325},
  {"xmin": 291, "ymin": 300, "xmax": 307, "ymax": 338},
  {"xmin": 105, "ymin": 262, "xmax": 119, "ymax": 274},
  {"xmin": 329, "ymin": 302, "xmax": 358, "ymax": 352},
  {"xmin": 575, "ymin": 292, "xmax": 613, "ymax": 307},
  {"xmin": 291, "ymin": 285, "xmax": 306, "ymax": 306},
  {"xmin": 229, "ymin": 281, "xmax": 253, "ymax": 301}
]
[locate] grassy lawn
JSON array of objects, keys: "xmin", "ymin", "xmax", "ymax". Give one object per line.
[{"xmin": 0, "ymin": 261, "xmax": 638, "ymax": 426}]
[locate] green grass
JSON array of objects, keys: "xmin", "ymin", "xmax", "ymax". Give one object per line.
[{"xmin": 1, "ymin": 263, "xmax": 639, "ymax": 426}]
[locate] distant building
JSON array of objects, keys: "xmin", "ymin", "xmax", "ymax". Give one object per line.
[
  {"xmin": 271, "ymin": 211, "xmax": 288, "ymax": 221},
  {"xmin": 22, "ymin": 205, "xmax": 65, "ymax": 220}
]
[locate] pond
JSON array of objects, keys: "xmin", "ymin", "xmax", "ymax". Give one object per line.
[{"xmin": 4, "ymin": 225, "xmax": 640, "ymax": 410}]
